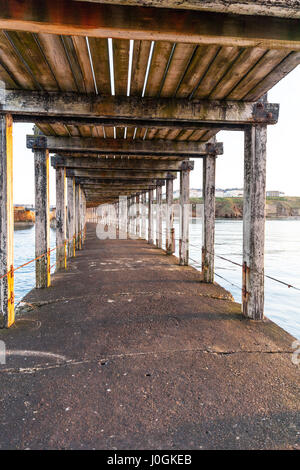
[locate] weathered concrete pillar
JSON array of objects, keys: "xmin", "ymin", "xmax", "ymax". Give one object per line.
[
  {"xmin": 202, "ymin": 155, "xmax": 216, "ymax": 282},
  {"xmin": 75, "ymin": 184, "xmax": 81, "ymax": 250},
  {"xmin": 35, "ymin": 148, "xmax": 50, "ymax": 288},
  {"xmin": 141, "ymin": 192, "xmax": 147, "ymax": 239},
  {"xmin": 0, "ymin": 114, "xmax": 14, "ymax": 327},
  {"xmin": 179, "ymin": 162, "xmax": 191, "ymax": 265},
  {"xmin": 166, "ymin": 177, "xmax": 174, "ymax": 255},
  {"xmin": 136, "ymin": 194, "xmax": 140, "ymax": 238},
  {"xmin": 67, "ymin": 177, "xmax": 76, "ymax": 257},
  {"xmin": 243, "ymin": 125, "xmax": 267, "ymax": 320},
  {"xmin": 148, "ymin": 189, "xmax": 154, "ymax": 244},
  {"xmin": 156, "ymin": 184, "xmax": 162, "ymax": 248},
  {"xmin": 56, "ymin": 167, "xmax": 67, "ymax": 270}
]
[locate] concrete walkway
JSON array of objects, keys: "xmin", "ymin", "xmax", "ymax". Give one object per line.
[{"xmin": 0, "ymin": 223, "xmax": 299, "ymax": 450}]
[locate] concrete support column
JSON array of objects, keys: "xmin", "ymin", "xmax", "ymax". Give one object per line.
[
  {"xmin": 202, "ymin": 155, "xmax": 216, "ymax": 282},
  {"xmin": 243, "ymin": 125, "xmax": 267, "ymax": 320},
  {"xmin": 148, "ymin": 190, "xmax": 154, "ymax": 244},
  {"xmin": 156, "ymin": 184, "xmax": 162, "ymax": 248},
  {"xmin": 34, "ymin": 148, "xmax": 50, "ymax": 288},
  {"xmin": 179, "ymin": 163, "xmax": 191, "ymax": 265},
  {"xmin": 67, "ymin": 177, "xmax": 75, "ymax": 257},
  {"xmin": 141, "ymin": 193, "xmax": 147, "ymax": 239},
  {"xmin": 56, "ymin": 167, "xmax": 67, "ymax": 270},
  {"xmin": 0, "ymin": 114, "xmax": 14, "ymax": 327},
  {"xmin": 166, "ymin": 177, "xmax": 174, "ymax": 255},
  {"xmin": 136, "ymin": 194, "xmax": 140, "ymax": 238}
]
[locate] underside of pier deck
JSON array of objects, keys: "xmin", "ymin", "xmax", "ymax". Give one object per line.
[{"xmin": 0, "ymin": 224, "xmax": 299, "ymax": 450}]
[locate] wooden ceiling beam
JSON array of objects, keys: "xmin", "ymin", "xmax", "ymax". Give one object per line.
[
  {"xmin": 53, "ymin": 155, "xmax": 192, "ymax": 171},
  {"xmin": 0, "ymin": 0, "xmax": 299, "ymax": 49},
  {"xmin": 1, "ymin": 91, "xmax": 279, "ymax": 125}
]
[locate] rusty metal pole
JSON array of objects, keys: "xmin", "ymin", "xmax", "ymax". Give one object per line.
[
  {"xmin": 67, "ymin": 177, "xmax": 75, "ymax": 257},
  {"xmin": 166, "ymin": 176, "xmax": 174, "ymax": 255},
  {"xmin": 179, "ymin": 162, "xmax": 191, "ymax": 265},
  {"xmin": 242, "ymin": 124, "xmax": 267, "ymax": 320},
  {"xmin": 0, "ymin": 114, "xmax": 14, "ymax": 328},
  {"xmin": 56, "ymin": 166, "xmax": 67, "ymax": 269},
  {"xmin": 34, "ymin": 148, "xmax": 50, "ymax": 288},
  {"xmin": 202, "ymin": 155, "xmax": 216, "ymax": 282}
]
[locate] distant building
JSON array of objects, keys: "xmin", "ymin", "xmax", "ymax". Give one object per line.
[
  {"xmin": 224, "ymin": 188, "xmax": 244, "ymax": 197},
  {"xmin": 215, "ymin": 189, "xmax": 226, "ymax": 197},
  {"xmin": 266, "ymin": 191, "xmax": 284, "ymax": 197}
]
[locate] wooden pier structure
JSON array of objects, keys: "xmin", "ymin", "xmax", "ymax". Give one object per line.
[{"xmin": 0, "ymin": 0, "xmax": 299, "ymax": 449}]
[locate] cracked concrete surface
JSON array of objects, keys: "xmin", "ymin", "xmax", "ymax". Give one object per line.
[{"xmin": 0, "ymin": 223, "xmax": 299, "ymax": 449}]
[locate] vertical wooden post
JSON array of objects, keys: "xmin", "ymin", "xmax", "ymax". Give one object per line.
[
  {"xmin": 243, "ymin": 125, "xmax": 267, "ymax": 320},
  {"xmin": 156, "ymin": 184, "xmax": 162, "ymax": 248},
  {"xmin": 75, "ymin": 183, "xmax": 81, "ymax": 250},
  {"xmin": 136, "ymin": 194, "xmax": 140, "ymax": 238},
  {"xmin": 148, "ymin": 189, "xmax": 154, "ymax": 244},
  {"xmin": 35, "ymin": 148, "xmax": 50, "ymax": 288},
  {"xmin": 127, "ymin": 196, "xmax": 131, "ymax": 238},
  {"xmin": 179, "ymin": 162, "xmax": 191, "ymax": 265},
  {"xmin": 202, "ymin": 155, "xmax": 216, "ymax": 282},
  {"xmin": 166, "ymin": 177, "xmax": 174, "ymax": 255},
  {"xmin": 0, "ymin": 114, "xmax": 14, "ymax": 327},
  {"xmin": 141, "ymin": 192, "xmax": 147, "ymax": 239},
  {"xmin": 67, "ymin": 177, "xmax": 75, "ymax": 257},
  {"xmin": 119, "ymin": 196, "xmax": 127, "ymax": 239},
  {"xmin": 56, "ymin": 166, "xmax": 67, "ymax": 270}
]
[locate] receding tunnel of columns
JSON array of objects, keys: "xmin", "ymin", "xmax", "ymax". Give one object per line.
[{"xmin": 0, "ymin": 0, "xmax": 289, "ymax": 327}]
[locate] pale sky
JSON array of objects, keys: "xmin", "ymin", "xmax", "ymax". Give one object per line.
[{"xmin": 13, "ymin": 65, "xmax": 300, "ymax": 205}]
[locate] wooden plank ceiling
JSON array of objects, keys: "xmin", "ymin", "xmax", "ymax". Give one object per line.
[{"xmin": 0, "ymin": 30, "xmax": 299, "ymax": 143}]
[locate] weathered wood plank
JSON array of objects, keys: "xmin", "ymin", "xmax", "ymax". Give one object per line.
[
  {"xmin": 194, "ymin": 46, "xmax": 242, "ymax": 99},
  {"xmin": 113, "ymin": 39, "xmax": 129, "ymax": 96},
  {"xmin": 37, "ymin": 33, "xmax": 77, "ymax": 91},
  {"xmin": 27, "ymin": 135, "xmax": 223, "ymax": 156},
  {"xmin": 244, "ymin": 51, "xmax": 300, "ymax": 101},
  {"xmin": 86, "ymin": 37, "xmax": 111, "ymax": 95},
  {"xmin": 53, "ymin": 156, "xmax": 190, "ymax": 171},
  {"xmin": 73, "ymin": 0, "xmax": 300, "ymax": 20},
  {"xmin": 227, "ymin": 49, "xmax": 289, "ymax": 100},
  {"xmin": 175, "ymin": 45, "xmax": 219, "ymax": 98},
  {"xmin": 1, "ymin": 1, "xmax": 299, "ymax": 49},
  {"xmin": 5, "ymin": 91, "xmax": 279, "ymax": 125},
  {"xmin": 210, "ymin": 47, "xmax": 267, "ymax": 100}
]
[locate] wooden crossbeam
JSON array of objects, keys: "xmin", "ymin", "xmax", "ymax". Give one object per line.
[
  {"xmin": 28, "ymin": 135, "xmax": 221, "ymax": 156},
  {"xmin": 0, "ymin": 0, "xmax": 299, "ymax": 50},
  {"xmin": 66, "ymin": 169, "xmax": 172, "ymax": 179},
  {"xmin": 53, "ymin": 156, "xmax": 193, "ymax": 171},
  {"xmin": 75, "ymin": 1, "xmax": 300, "ymax": 20},
  {"xmin": 2, "ymin": 91, "xmax": 279, "ymax": 124}
]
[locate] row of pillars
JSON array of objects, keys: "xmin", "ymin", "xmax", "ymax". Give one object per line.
[
  {"xmin": 98, "ymin": 126, "xmax": 266, "ymax": 321},
  {"xmin": 0, "ymin": 115, "xmax": 267, "ymax": 327},
  {"xmin": 0, "ymin": 114, "xmax": 87, "ymax": 328}
]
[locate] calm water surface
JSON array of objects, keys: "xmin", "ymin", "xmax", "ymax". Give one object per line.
[{"xmin": 14, "ymin": 220, "xmax": 300, "ymax": 340}]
